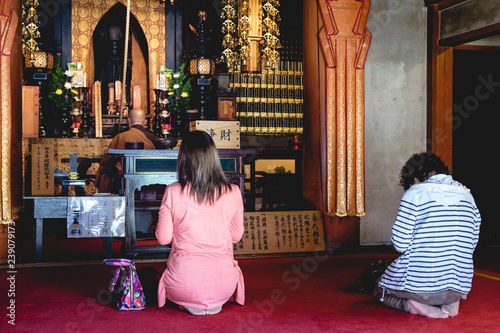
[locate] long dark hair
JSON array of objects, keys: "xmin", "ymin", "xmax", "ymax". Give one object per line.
[
  {"xmin": 177, "ymin": 130, "xmax": 231, "ymax": 204},
  {"xmin": 399, "ymin": 152, "xmax": 450, "ymax": 190}
]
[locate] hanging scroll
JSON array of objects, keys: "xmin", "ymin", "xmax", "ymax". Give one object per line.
[{"xmin": 233, "ymin": 211, "xmax": 325, "ymax": 255}]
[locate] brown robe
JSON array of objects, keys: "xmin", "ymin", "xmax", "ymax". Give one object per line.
[{"xmin": 95, "ymin": 126, "xmax": 156, "ymax": 193}]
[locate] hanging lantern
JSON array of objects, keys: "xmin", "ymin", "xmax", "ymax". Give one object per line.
[
  {"xmin": 189, "ymin": 58, "xmax": 215, "ymax": 76},
  {"xmin": 25, "ymin": 51, "xmax": 54, "ymax": 69}
]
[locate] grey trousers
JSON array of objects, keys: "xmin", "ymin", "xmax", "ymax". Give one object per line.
[{"xmin": 373, "ymin": 279, "xmax": 466, "ymax": 313}]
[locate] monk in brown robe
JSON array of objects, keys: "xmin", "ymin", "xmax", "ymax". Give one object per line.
[{"xmin": 96, "ymin": 109, "xmax": 157, "ymax": 193}]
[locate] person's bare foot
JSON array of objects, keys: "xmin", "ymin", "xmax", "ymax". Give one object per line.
[
  {"xmin": 441, "ymin": 300, "xmax": 460, "ymax": 317},
  {"xmin": 408, "ymin": 300, "xmax": 449, "ymax": 318}
]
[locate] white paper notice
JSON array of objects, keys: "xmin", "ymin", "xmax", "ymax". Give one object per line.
[{"xmin": 67, "ymin": 196, "xmax": 126, "ymax": 238}]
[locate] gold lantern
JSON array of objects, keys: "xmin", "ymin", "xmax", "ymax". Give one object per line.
[
  {"xmin": 189, "ymin": 58, "xmax": 216, "ymax": 76},
  {"xmin": 24, "ymin": 51, "xmax": 54, "ymax": 69}
]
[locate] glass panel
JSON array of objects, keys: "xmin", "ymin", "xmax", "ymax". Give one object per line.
[
  {"xmin": 220, "ymin": 158, "xmax": 236, "ymax": 172},
  {"xmin": 134, "ymin": 158, "xmax": 177, "ymax": 173}
]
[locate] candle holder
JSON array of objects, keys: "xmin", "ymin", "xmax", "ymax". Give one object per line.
[
  {"xmin": 80, "ymin": 87, "xmax": 92, "ymax": 138},
  {"xmin": 115, "ymin": 99, "xmax": 121, "ymax": 115},
  {"xmin": 161, "ymin": 109, "xmax": 171, "ymax": 137},
  {"xmin": 107, "ymin": 101, "xmax": 116, "ymax": 115},
  {"xmin": 70, "ymin": 107, "xmax": 81, "ymax": 138},
  {"xmin": 152, "ymin": 89, "xmax": 163, "ymax": 137}
]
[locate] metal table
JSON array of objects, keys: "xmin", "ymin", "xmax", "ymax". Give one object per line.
[{"xmin": 23, "ymin": 196, "xmax": 114, "ymax": 261}]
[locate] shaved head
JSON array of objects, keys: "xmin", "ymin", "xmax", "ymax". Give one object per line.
[{"xmin": 128, "ymin": 108, "xmax": 146, "ymax": 126}]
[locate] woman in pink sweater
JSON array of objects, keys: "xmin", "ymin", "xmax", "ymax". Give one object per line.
[{"xmin": 156, "ymin": 130, "xmax": 245, "ymax": 315}]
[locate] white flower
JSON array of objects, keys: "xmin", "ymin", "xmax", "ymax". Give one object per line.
[
  {"xmin": 64, "ymin": 82, "xmax": 72, "ymax": 89},
  {"xmin": 173, "ymin": 84, "xmax": 180, "ymax": 89},
  {"xmin": 64, "ymin": 70, "xmax": 74, "ymax": 77},
  {"xmin": 173, "ymin": 73, "xmax": 180, "ymax": 79}
]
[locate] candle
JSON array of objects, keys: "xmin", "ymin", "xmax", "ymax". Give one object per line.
[
  {"xmin": 83, "ymin": 73, "xmax": 87, "ymax": 87},
  {"xmin": 156, "ymin": 74, "xmax": 160, "ymax": 90},
  {"xmin": 133, "ymin": 85, "xmax": 141, "ymax": 109},
  {"xmin": 115, "ymin": 80, "xmax": 121, "ymax": 100},
  {"xmin": 108, "ymin": 83, "xmax": 114, "ymax": 102}
]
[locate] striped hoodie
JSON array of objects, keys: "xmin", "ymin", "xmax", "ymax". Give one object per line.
[{"xmin": 378, "ymin": 174, "xmax": 481, "ymax": 294}]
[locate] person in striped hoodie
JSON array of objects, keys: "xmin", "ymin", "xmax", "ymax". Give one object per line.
[{"xmin": 374, "ymin": 152, "xmax": 481, "ymax": 318}]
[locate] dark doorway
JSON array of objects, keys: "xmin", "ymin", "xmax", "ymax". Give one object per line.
[{"xmin": 453, "ymin": 49, "xmax": 500, "ymax": 246}]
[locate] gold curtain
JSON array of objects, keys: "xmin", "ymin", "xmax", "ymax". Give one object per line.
[{"xmin": 318, "ymin": 0, "xmax": 371, "ymax": 217}]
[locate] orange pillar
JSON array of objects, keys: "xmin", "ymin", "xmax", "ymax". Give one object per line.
[
  {"xmin": 426, "ymin": 4, "xmax": 454, "ymax": 168},
  {"xmin": 303, "ymin": 0, "xmax": 371, "ymax": 250},
  {"xmin": 318, "ymin": 0, "xmax": 370, "ymax": 218},
  {"xmin": 0, "ymin": 0, "xmax": 23, "ymax": 262}
]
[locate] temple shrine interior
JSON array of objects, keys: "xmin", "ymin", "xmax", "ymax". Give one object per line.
[{"xmin": 1, "ymin": 0, "xmax": 499, "ymax": 263}]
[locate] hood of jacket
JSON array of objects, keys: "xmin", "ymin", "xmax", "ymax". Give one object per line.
[{"xmin": 413, "ymin": 174, "xmax": 473, "ymax": 206}]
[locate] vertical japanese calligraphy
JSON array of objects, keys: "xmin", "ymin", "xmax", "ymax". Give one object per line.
[
  {"xmin": 31, "ymin": 144, "xmax": 54, "ymax": 196},
  {"xmin": 234, "ymin": 211, "xmax": 324, "ymax": 255}
]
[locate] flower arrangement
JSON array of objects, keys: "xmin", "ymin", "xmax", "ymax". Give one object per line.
[
  {"xmin": 48, "ymin": 63, "xmax": 78, "ymax": 110},
  {"xmin": 165, "ymin": 62, "xmax": 192, "ymax": 114}
]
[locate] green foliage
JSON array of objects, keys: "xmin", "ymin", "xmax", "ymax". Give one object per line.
[
  {"xmin": 166, "ymin": 63, "xmax": 192, "ymax": 113},
  {"xmin": 48, "ymin": 63, "xmax": 78, "ymax": 110}
]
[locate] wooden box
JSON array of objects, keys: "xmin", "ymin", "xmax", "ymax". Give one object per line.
[
  {"xmin": 22, "ymin": 86, "xmax": 39, "ymax": 138},
  {"xmin": 190, "ymin": 120, "xmax": 240, "ymax": 149}
]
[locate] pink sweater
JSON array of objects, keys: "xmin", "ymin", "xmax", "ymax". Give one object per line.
[{"xmin": 156, "ymin": 182, "xmax": 245, "ymax": 309}]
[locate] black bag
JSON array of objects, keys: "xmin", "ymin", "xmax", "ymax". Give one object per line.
[
  {"xmin": 351, "ymin": 259, "xmax": 394, "ymax": 293},
  {"xmin": 137, "ymin": 266, "xmax": 162, "ymax": 306}
]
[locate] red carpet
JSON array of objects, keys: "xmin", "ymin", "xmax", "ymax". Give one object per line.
[{"xmin": 1, "ymin": 253, "xmax": 500, "ymax": 332}]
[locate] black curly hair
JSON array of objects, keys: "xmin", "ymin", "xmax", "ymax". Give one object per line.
[{"xmin": 399, "ymin": 152, "xmax": 450, "ymax": 190}]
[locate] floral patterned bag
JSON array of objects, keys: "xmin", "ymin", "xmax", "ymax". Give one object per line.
[{"xmin": 104, "ymin": 258, "xmax": 146, "ymax": 311}]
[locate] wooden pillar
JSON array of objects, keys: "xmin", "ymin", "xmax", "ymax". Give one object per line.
[
  {"xmin": 303, "ymin": 0, "xmax": 370, "ymax": 250},
  {"xmin": 426, "ymin": 3, "xmax": 454, "ymax": 168},
  {"xmin": 0, "ymin": 0, "xmax": 23, "ymax": 262},
  {"xmin": 303, "ymin": 0, "xmax": 324, "ymax": 213}
]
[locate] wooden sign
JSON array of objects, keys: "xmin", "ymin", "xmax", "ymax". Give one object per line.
[
  {"xmin": 234, "ymin": 211, "xmax": 325, "ymax": 255},
  {"xmin": 218, "ymin": 93, "xmax": 237, "ymax": 120},
  {"xmin": 31, "ymin": 144, "xmax": 54, "ymax": 195},
  {"xmin": 190, "ymin": 120, "xmax": 240, "ymax": 149},
  {"xmin": 22, "ymin": 86, "xmax": 39, "ymax": 138},
  {"xmin": 93, "ymin": 81, "xmax": 103, "ymax": 137}
]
